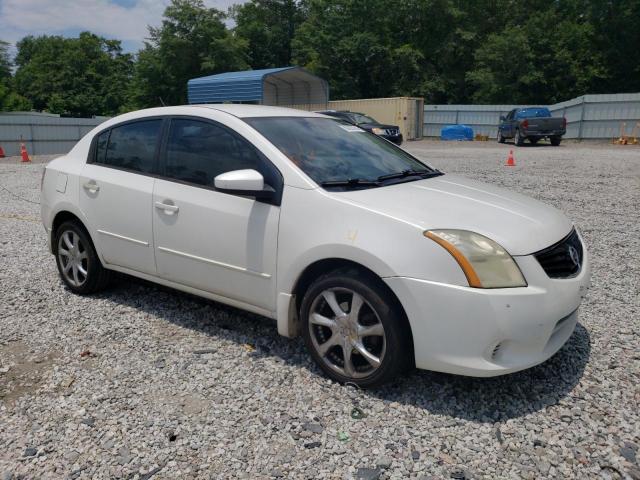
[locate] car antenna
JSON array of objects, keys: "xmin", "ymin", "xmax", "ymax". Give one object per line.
[{"xmin": 158, "ymin": 97, "xmax": 166, "ymax": 107}]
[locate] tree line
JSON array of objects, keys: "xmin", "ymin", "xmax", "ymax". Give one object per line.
[{"xmin": 1, "ymin": 0, "xmax": 638, "ymax": 117}]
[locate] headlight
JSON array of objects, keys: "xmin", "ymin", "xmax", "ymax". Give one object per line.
[
  {"xmin": 424, "ymin": 229, "xmax": 527, "ymax": 288},
  {"xmin": 371, "ymin": 127, "xmax": 384, "ymax": 135}
]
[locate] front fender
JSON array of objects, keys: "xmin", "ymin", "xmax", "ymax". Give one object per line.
[{"xmin": 276, "ymin": 187, "xmax": 469, "ymax": 297}]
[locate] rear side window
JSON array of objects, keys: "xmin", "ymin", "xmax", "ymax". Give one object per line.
[
  {"xmin": 95, "ymin": 120, "xmax": 162, "ymax": 174},
  {"xmin": 95, "ymin": 130, "xmax": 109, "ymax": 164},
  {"xmin": 164, "ymin": 118, "xmax": 266, "ymax": 187}
]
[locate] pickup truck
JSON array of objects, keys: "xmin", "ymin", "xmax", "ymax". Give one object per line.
[{"xmin": 498, "ymin": 107, "xmax": 566, "ymax": 146}]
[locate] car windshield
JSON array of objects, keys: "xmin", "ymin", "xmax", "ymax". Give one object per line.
[
  {"xmin": 245, "ymin": 117, "xmax": 437, "ymax": 188},
  {"xmin": 516, "ymin": 108, "xmax": 551, "ymax": 119},
  {"xmin": 350, "ymin": 113, "xmax": 377, "ymax": 124}
]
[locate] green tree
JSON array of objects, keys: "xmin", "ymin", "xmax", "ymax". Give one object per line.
[
  {"xmin": 127, "ymin": 0, "xmax": 248, "ymax": 109},
  {"xmin": 293, "ymin": 0, "xmax": 406, "ymax": 99},
  {"xmin": 0, "ymin": 40, "xmax": 32, "ymax": 111},
  {"xmin": 13, "ymin": 32, "xmax": 132, "ymax": 116},
  {"xmin": 467, "ymin": 9, "xmax": 606, "ymax": 104},
  {"xmin": 580, "ymin": 0, "xmax": 640, "ymax": 94},
  {"xmin": 291, "ymin": 0, "xmax": 496, "ymax": 102},
  {"xmin": 0, "ymin": 41, "xmax": 11, "ymax": 81},
  {"xmin": 232, "ymin": 0, "xmax": 306, "ymax": 69}
]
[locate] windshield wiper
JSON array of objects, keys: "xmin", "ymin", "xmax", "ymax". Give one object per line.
[
  {"xmin": 377, "ymin": 169, "xmax": 442, "ymax": 182},
  {"xmin": 321, "ymin": 178, "xmax": 380, "ymax": 189}
]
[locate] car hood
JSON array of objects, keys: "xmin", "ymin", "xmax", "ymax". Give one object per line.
[{"xmin": 335, "ymin": 174, "xmax": 573, "ymax": 256}]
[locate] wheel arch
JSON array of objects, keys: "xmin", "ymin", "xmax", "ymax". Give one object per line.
[
  {"xmin": 281, "ymin": 258, "xmax": 414, "ymax": 363},
  {"xmin": 50, "ymin": 209, "xmax": 101, "ymax": 263},
  {"xmin": 292, "ymin": 258, "xmax": 384, "ymax": 309}
]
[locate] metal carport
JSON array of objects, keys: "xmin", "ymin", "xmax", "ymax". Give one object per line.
[{"xmin": 187, "ymin": 67, "xmax": 329, "ymax": 106}]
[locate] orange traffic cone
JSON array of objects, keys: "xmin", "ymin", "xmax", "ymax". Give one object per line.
[
  {"xmin": 0, "ymin": 145, "xmax": 5, "ymax": 158},
  {"xmin": 505, "ymin": 149, "xmax": 515, "ymax": 167},
  {"xmin": 20, "ymin": 143, "xmax": 31, "ymax": 163}
]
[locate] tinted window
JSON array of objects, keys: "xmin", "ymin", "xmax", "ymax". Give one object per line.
[
  {"xmin": 245, "ymin": 117, "xmax": 433, "ymax": 186},
  {"xmin": 516, "ymin": 108, "xmax": 552, "ymax": 119},
  {"xmin": 100, "ymin": 120, "xmax": 161, "ymax": 173},
  {"xmin": 95, "ymin": 130, "xmax": 109, "ymax": 164},
  {"xmin": 165, "ymin": 119, "xmax": 265, "ymax": 187},
  {"xmin": 350, "ymin": 113, "xmax": 377, "ymax": 124}
]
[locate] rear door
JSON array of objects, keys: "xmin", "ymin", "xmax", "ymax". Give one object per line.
[
  {"xmin": 152, "ymin": 116, "xmax": 282, "ymax": 311},
  {"xmin": 79, "ymin": 119, "xmax": 164, "ymax": 275}
]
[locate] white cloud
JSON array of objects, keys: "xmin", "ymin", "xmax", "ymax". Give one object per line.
[{"xmin": 0, "ymin": 0, "xmax": 241, "ymax": 52}]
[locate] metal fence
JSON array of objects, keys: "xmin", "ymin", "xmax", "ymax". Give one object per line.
[
  {"xmin": 424, "ymin": 93, "xmax": 640, "ymax": 139},
  {"xmin": 0, "ymin": 112, "xmax": 108, "ymax": 157}
]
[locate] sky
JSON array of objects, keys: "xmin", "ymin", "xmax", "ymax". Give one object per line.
[{"xmin": 0, "ymin": 0, "xmax": 242, "ymax": 54}]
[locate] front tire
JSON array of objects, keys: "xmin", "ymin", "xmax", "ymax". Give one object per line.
[
  {"xmin": 514, "ymin": 129, "xmax": 525, "ymax": 146},
  {"xmin": 54, "ymin": 221, "xmax": 111, "ymax": 294},
  {"xmin": 497, "ymin": 130, "xmax": 505, "ymax": 143},
  {"xmin": 550, "ymin": 136, "xmax": 562, "ymax": 146},
  {"xmin": 300, "ymin": 269, "xmax": 411, "ymax": 388}
]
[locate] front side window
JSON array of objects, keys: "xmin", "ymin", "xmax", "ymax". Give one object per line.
[
  {"xmin": 245, "ymin": 117, "xmax": 438, "ymax": 188},
  {"xmin": 98, "ymin": 120, "xmax": 162, "ymax": 174},
  {"xmin": 164, "ymin": 118, "xmax": 268, "ymax": 187}
]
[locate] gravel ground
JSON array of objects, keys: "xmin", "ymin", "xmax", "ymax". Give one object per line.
[{"xmin": 1, "ymin": 141, "xmax": 639, "ymax": 480}]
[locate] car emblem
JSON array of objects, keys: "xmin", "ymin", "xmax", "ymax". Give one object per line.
[{"xmin": 568, "ymin": 245, "xmax": 580, "ymax": 267}]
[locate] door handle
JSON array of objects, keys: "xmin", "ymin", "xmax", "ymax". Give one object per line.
[
  {"xmin": 155, "ymin": 201, "xmax": 179, "ymax": 215},
  {"xmin": 83, "ymin": 181, "xmax": 100, "ymax": 193}
]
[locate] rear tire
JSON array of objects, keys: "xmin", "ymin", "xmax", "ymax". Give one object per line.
[
  {"xmin": 550, "ymin": 136, "xmax": 562, "ymax": 146},
  {"xmin": 54, "ymin": 220, "xmax": 111, "ymax": 294},
  {"xmin": 514, "ymin": 129, "xmax": 525, "ymax": 146},
  {"xmin": 300, "ymin": 268, "xmax": 412, "ymax": 388}
]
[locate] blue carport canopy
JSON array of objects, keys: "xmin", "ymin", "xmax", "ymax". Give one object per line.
[{"xmin": 188, "ymin": 66, "xmax": 329, "ymax": 106}]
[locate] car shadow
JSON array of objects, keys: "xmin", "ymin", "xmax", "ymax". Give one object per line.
[
  {"xmin": 94, "ymin": 274, "xmax": 590, "ymax": 423},
  {"xmin": 369, "ymin": 322, "xmax": 590, "ymax": 422},
  {"xmin": 507, "ymin": 142, "xmax": 563, "ymax": 148}
]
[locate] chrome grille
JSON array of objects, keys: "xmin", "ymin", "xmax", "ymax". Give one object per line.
[{"xmin": 534, "ymin": 229, "xmax": 583, "ymax": 278}]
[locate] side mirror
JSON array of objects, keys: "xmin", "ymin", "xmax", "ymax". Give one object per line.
[
  {"xmin": 499, "ymin": 115, "xmax": 506, "ymax": 122},
  {"xmin": 215, "ymin": 169, "xmax": 264, "ymax": 191},
  {"xmin": 214, "ymin": 169, "xmax": 275, "ymax": 202}
]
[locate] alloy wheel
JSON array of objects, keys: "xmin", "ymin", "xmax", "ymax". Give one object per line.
[
  {"xmin": 57, "ymin": 230, "xmax": 89, "ymax": 287},
  {"xmin": 308, "ymin": 287, "xmax": 386, "ymax": 379}
]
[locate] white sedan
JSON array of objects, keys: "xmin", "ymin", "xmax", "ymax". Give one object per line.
[{"xmin": 41, "ymin": 105, "xmax": 591, "ymax": 387}]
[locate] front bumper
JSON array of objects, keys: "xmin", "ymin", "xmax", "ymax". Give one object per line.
[{"xmin": 384, "ymin": 247, "xmax": 590, "ymax": 376}]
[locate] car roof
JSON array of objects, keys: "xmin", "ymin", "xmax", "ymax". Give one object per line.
[
  {"xmin": 195, "ymin": 104, "xmax": 326, "ymax": 118},
  {"xmin": 90, "ymin": 105, "xmax": 330, "ymax": 138}
]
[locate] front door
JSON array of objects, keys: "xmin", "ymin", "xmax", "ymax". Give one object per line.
[
  {"xmin": 506, "ymin": 109, "xmax": 518, "ymax": 137},
  {"xmin": 152, "ymin": 117, "xmax": 281, "ymax": 311},
  {"xmin": 79, "ymin": 119, "xmax": 163, "ymax": 275}
]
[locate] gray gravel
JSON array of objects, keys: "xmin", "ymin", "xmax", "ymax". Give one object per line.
[{"xmin": 1, "ymin": 142, "xmax": 639, "ymax": 479}]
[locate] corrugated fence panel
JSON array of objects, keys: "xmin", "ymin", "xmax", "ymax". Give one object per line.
[
  {"xmin": 424, "ymin": 93, "xmax": 640, "ymax": 140},
  {"xmin": 0, "ymin": 113, "xmax": 107, "ymax": 156}
]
